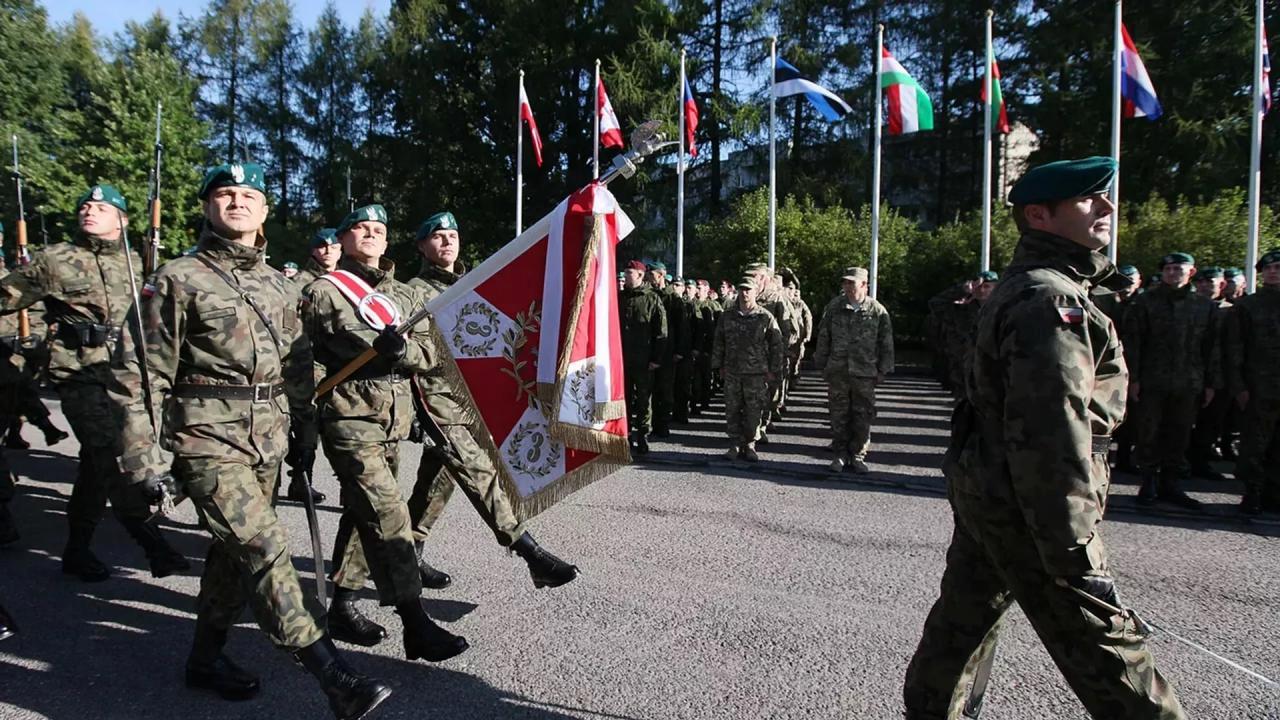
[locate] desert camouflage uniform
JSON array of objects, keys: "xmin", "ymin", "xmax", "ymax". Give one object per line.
[
  {"xmin": 757, "ymin": 285, "xmax": 796, "ymax": 424},
  {"xmin": 1226, "ymin": 284, "xmax": 1280, "ymax": 508},
  {"xmin": 111, "ymin": 230, "xmax": 323, "ymax": 650},
  {"xmin": 620, "ymin": 284, "xmax": 667, "ymax": 436},
  {"xmin": 813, "ymin": 294, "xmax": 894, "ymax": 462},
  {"xmin": 787, "ymin": 295, "xmax": 813, "ymax": 392},
  {"xmin": 903, "ymin": 230, "xmax": 1184, "ymax": 719},
  {"xmin": 711, "ymin": 303, "xmax": 782, "ymax": 447}
]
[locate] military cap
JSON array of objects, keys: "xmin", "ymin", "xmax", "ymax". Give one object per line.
[
  {"xmin": 646, "ymin": 259, "xmax": 666, "ymax": 271},
  {"xmin": 745, "ymin": 262, "xmax": 770, "ymax": 274},
  {"xmin": 338, "ymin": 204, "xmax": 388, "ymax": 234},
  {"xmin": 311, "ymin": 228, "xmax": 338, "ymax": 248},
  {"xmin": 0, "ymin": 249, "xmax": 6, "ymax": 258},
  {"xmin": 841, "ymin": 266, "xmax": 869, "ymax": 282},
  {"xmin": 416, "ymin": 211, "xmax": 458, "ymax": 242},
  {"xmin": 1196, "ymin": 265, "xmax": 1223, "ymax": 279},
  {"xmin": 736, "ymin": 275, "xmax": 756, "ymax": 289},
  {"xmin": 976, "ymin": 270, "xmax": 999, "ymax": 282},
  {"xmin": 1117, "ymin": 264, "xmax": 1139, "ymax": 277},
  {"xmin": 1224, "ymin": 267, "xmax": 1244, "ymax": 280},
  {"xmin": 76, "ymin": 184, "xmax": 128, "ymax": 213},
  {"xmin": 1008, "ymin": 156, "xmax": 1117, "ymax": 206},
  {"xmin": 625, "ymin": 259, "xmax": 646, "ymax": 272},
  {"xmin": 617, "ymin": 271, "xmax": 625, "ymax": 280},
  {"xmin": 283, "ymin": 261, "xmax": 299, "ymax": 270},
  {"xmin": 198, "ymin": 162, "xmax": 266, "ymax": 199},
  {"xmin": 1159, "ymin": 251, "xmax": 1195, "ymax": 268},
  {"xmin": 673, "ymin": 277, "xmax": 685, "ymax": 285},
  {"xmin": 1258, "ymin": 248, "xmax": 1280, "ymax": 270},
  {"xmin": 665, "ymin": 273, "xmax": 673, "ymax": 281}
]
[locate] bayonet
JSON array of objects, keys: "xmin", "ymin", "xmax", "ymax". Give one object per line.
[
  {"xmin": 145, "ymin": 102, "xmax": 163, "ymax": 275},
  {"xmin": 11, "ymin": 136, "xmax": 29, "ymax": 338}
]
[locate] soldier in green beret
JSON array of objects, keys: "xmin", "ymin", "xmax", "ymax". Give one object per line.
[
  {"xmin": 905, "ymin": 157, "xmax": 1185, "ymax": 718},
  {"xmin": 1224, "ymin": 267, "xmax": 1247, "ymax": 303},
  {"xmin": 646, "ymin": 260, "xmax": 685, "ymax": 437},
  {"xmin": 291, "ymin": 228, "xmax": 341, "ymax": 289},
  {"xmin": 622, "ymin": 260, "xmax": 667, "ymax": 453},
  {"xmin": 281, "ymin": 261, "xmax": 299, "ymax": 279},
  {"xmin": 1187, "ymin": 266, "xmax": 1232, "ymax": 481},
  {"xmin": 1226, "ymin": 248, "xmax": 1280, "ymax": 514},
  {"xmin": 1094, "ymin": 263, "xmax": 1143, "ymax": 472},
  {"xmin": 690, "ymin": 279, "xmax": 718, "ymax": 415}
]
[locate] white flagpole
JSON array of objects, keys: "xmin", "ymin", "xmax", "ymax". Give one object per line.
[
  {"xmin": 517, "ymin": 70, "xmax": 524, "ymax": 235},
  {"xmin": 870, "ymin": 24, "xmax": 884, "ymax": 298},
  {"xmin": 981, "ymin": 10, "xmax": 994, "ymax": 273},
  {"xmin": 1108, "ymin": 0, "xmax": 1123, "ymax": 263},
  {"xmin": 768, "ymin": 36, "xmax": 777, "ymax": 271},
  {"xmin": 593, "ymin": 59, "xmax": 601, "ymax": 180},
  {"xmin": 677, "ymin": 49, "xmax": 687, "ymax": 279},
  {"xmin": 1245, "ymin": 0, "xmax": 1265, "ymax": 293}
]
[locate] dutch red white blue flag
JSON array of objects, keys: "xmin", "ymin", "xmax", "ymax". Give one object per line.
[{"xmin": 1120, "ymin": 24, "xmax": 1163, "ymax": 120}]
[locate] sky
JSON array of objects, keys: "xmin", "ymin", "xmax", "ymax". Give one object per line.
[{"xmin": 40, "ymin": 0, "xmax": 388, "ymax": 37}]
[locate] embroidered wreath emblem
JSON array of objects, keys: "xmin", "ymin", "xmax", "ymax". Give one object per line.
[
  {"xmin": 566, "ymin": 360, "xmax": 596, "ymax": 425},
  {"xmin": 500, "ymin": 301, "xmax": 541, "ymax": 410},
  {"xmin": 505, "ymin": 421, "xmax": 561, "ymax": 478},
  {"xmin": 451, "ymin": 301, "xmax": 499, "ymax": 357}
]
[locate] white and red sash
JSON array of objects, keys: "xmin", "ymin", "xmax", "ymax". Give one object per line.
[{"xmin": 320, "ymin": 269, "xmax": 403, "ymax": 331}]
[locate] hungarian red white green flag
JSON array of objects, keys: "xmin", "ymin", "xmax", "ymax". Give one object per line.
[{"xmin": 881, "ymin": 47, "xmax": 934, "ymax": 135}]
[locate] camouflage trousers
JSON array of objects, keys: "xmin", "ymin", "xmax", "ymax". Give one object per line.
[
  {"xmin": 0, "ymin": 452, "xmax": 13, "ymax": 503},
  {"xmin": 173, "ymin": 456, "xmax": 323, "ymax": 652},
  {"xmin": 673, "ymin": 356, "xmax": 694, "ymax": 421},
  {"xmin": 767, "ymin": 361, "xmax": 787, "ymax": 422},
  {"xmin": 1133, "ymin": 386, "xmax": 1200, "ymax": 476},
  {"xmin": 723, "ymin": 373, "xmax": 768, "ymax": 446},
  {"xmin": 692, "ymin": 353, "xmax": 713, "ymax": 410},
  {"xmin": 1188, "ymin": 390, "xmax": 1229, "ymax": 469},
  {"xmin": 325, "ymin": 436, "xmax": 423, "ymax": 604},
  {"xmin": 903, "ymin": 485, "xmax": 1185, "ymax": 720},
  {"xmin": 58, "ymin": 383, "xmax": 149, "ymax": 533},
  {"xmin": 405, "ymin": 423, "xmax": 524, "ymax": 547},
  {"xmin": 1236, "ymin": 395, "xmax": 1280, "ymax": 504},
  {"xmin": 624, "ymin": 365, "xmax": 655, "ymax": 435},
  {"xmin": 652, "ymin": 361, "xmax": 675, "ymax": 431},
  {"xmin": 825, "ymin": 372, "xmax": 877, "ymax": 461}
]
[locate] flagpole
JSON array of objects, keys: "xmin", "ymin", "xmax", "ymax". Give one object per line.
[
  {"xmin": 768, "ymin": 36, "xmax": 777, "ymax": 271},
  {"xmin": 1245, "ymin": 0, "xmax": 1265, "ymax": 293},
  {"xmin": 594, "ymin": 59, "xmax": 601, "ymax": 180},
  {"xmin": 870, "ymin": 24, "xmax": 884, "ymax": 298},
  {"xmin": 677, "ymin": 49, "xmax": 687, "ymax": 279},
  {"xmin": 981, "ymin": 10, "xmax": 994, "ymax": 274},
  {"xmin": 1108, "ymin": 0, "xmax": 1123, "ymax": 263},
  {"xmin": 517, "ymin": 70, "xmax": 525, "ymax": 235}
]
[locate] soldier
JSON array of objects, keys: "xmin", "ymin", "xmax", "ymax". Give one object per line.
[
  {"xmin": 813, "ymin": 267, "xmax": 894, "ymax": 474},
  {"xmin": 1227, "ymin": 248, "xmax": 1280, "ymax": 514},
  {"xmin": 1124, "ymin": 252, "xmax": 1219, "ymax": 510},
  {"xmin": 1096, "ymin": 264, "xmax": 1142, "ymax": 472},
  {"xmin": 0, "ymin": 244, "xmax": 66, "ymax": 451},
  {"xmin": 109, "ymin": 164, "xmax": 392, "ymax": 717},
  {"xmin": 1220, "ymin": 267, "xmax": 1247, "ymax": 459},
  {"xmin": 301, "ymin": 203, "xmax": 468, "ymax": 662},
  {"xmin": 1187, "ymin": 266, "xmax": 1232, "ymax": 482},
  {"xmin": 926, "ymin": 278, "xmax": 974, "ymax": 391},
  {"xmin": 1224, "ymin": 267, "xmax": 1247, "ymax": 302},
  {"xmin": 0, "ymin": 184, "xmax": 185, "ymax": 581},
  {"xmin": 903, "ymin": 157, "xmax": 1184, "ymax": 719},
  {"xmin": 281, "ymin": 261, "xmax": 299, "ymax": 279},
  {"xmin": 647, "ymin": 261, "xmax": 686, "ymax": 437},
  {"xmin": 747, "ymin": 266, "xmax": 797, "ymax": 435},
  {"xmin": 292, "ymin": 228, "xmax": 341, "ymax": 288},
  {"xmin": 621, "ymin": 260, "xmax": 666, "ymax": 454},
  {"xmin": 690, "ymin": 279, "xmax": 717, "ymax": 415},
  {"xmin": 936, "ymin": 272, "xmax": 998, "ymax": 398},
  {"xmin": 785, "ymin": 281, "xmax": 814, "ymax": 404},
  {"xmin": 712, "ymin": 276, "xmax": 782, "ymax": 463}
]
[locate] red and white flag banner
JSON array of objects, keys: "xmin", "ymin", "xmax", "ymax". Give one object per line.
[
  {"xmin": 426, "ymin": 182, "xmax": 632, "ymax": 520},
  {"xmin": 597, "ymin": 78, "xmax": 625, "ymax": 149}
]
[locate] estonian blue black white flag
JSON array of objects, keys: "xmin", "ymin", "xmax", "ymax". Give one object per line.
[{"xmin": 772, "ymin": 57, "xmax": 852, "ymax": 122}]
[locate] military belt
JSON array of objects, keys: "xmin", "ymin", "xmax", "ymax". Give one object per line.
[
  {"xmin": 172, "ymin": 382, "xmax": 286, "ymax": 403},
  {"xmin": 56, "ymin": 323, "xmax": 121, "ymax": 349},
  {"xmin": 1091, "ymin": 435, "xmax": 1111, "ymax": 454}
]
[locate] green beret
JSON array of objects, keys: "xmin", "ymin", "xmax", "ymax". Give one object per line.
[
  {"xmin": 0, "ymin": 220, "xmax": 4, "ymax": 233},
  {"xmin": 976, "ymin": 270, "xmax": 999, "ymax": 282},
  {"xmin": 1196, "ymin": 265, "xmax": 1223, "ymax": 279},
  {"xmin": 1160, "ymin": 252, "xmax": 1195, "ymax": 268},
  {"xmin": 283, "ymin": 261, "xmax": 298, "ymax": 270},
  {"xmin": 198, "ymin": 162, "xmax": 266, "ymax": 199},
  {"xmin": 646, "ymin": 260, "xmax": 666, "ymax": 272},
  {"xmin": 1224, "ymin": 267, "xmax": 1244, "ymax": 279},
  {"xmin": 311, "ymin": 228, "xmax": 338, "ymax": 248},
  {"xmin": 416, "ymin": 211, "xmax": 458, "ymax": 242},
  {"xmin": 0, "ymin": 249, "xmax": 5, "ymax": 258},
  {"xmin": 1117, "ymin": 264, "xmax": 1139, "ymax": 277},
  {"xmin": 665, "ymin": 273, "xmax": 673, "ymax": 281},
  {"xmin": 337, "ymin": 204, "xmax": 388, "ymax": 234},
  {"xmin": 1258, "ymin": 249, "xmax": 1280, "ymax": 270},
  {"xmin": 1008, "ymin": 156, "xmax": 1117, "ymax": 206},
  {"xmin": 76, "ymin": 184, "xmax": 128, "ymax": 213}
]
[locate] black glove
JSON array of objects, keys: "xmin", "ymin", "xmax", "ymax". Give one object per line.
[
  {"xmin": 138, "ymin": 471, "xmax": 177, "ymax": 505},
  {"xmin": 371, "ymin": 326, "xmax": 407, "ymax": 364},
  {"xmin": 1067, "ymin": 575, "xmax": 1124, "ymax": 618}
]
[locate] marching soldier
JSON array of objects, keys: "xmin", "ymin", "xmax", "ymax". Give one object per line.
[
  {"xmin": 936, "ymin": 271, "xmax": 998, "ymax": 398},
  {"xmin": 1226, "ymin": 248, "xmax": 1280, "ymax": 514},
  {"xmin": 904, "ymin": 157, "xmax": 1184, "ymax": 719},
  {"xmin": 292, "ymin": 228, "xmax": 341, "ymax": 289},
  {"xmin": 712, "ymin": 275, "xmax": 782, "ymax": 463},
  {"xmin": 0, "ymin": 243, "xmax": 66, "ymax": 452},
  {"xmin": 301, "ymin": 203, "xmax": 468, "ymax": 661},
  {"xmin": 813, "ymin": 267, "xmax": 894, "ymax": 474},
  {"xmin": 110, "ymin": 164, "xmax": 392, "ymax": 717},
  {"xmin": 0, "ymin": 184, "xmax": 185, "ymax": 581},
  {"xmin": 621, "ymin": 260, "xmax": 666, "ymax": 454}
]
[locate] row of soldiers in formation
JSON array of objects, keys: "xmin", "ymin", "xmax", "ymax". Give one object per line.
[
  {"xmin": 617, "ymin": 259, "xmax": 894, "ymax": 472},
  {"xmin": 928, "ymin": 248, "xmax": 1280, "ymax": 515},
  {"xmin": 0, "ymin": 166, "xmax": 586, "ymax": 719}
]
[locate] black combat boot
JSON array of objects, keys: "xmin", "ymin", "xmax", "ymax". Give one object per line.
[
  {"xmin": 1190, "ymin": 462, "xmax": 1226, "ymax": 483},
  {"xmin": 286, "ymin": 472, "xmax": 326, "ymax": 504},
  {"xmin": 120, "ymin": 517, "xmax": 192, "ymax": 578},
  {"xmin": 1136, "ymin": 472, "xmax": 1159, "ymax": 506},
  {"xmin": 62, "ymin": 525, "xmax": 110, "ymax": 582},
  {"xmin": 1158, "ymin": 473, "xmax": 1204, "ymax": 512},
  {"xmin": 295, "ymin": 636, "xmax": 392, "ymax": 720},
  {"xmin": 413, "ymin": 541, "xmax": 452, "ymax": 589},
  {"xmin": 634, "ymin": 435, "xmax": 650, "ymax": 455},
  {"xmin": 185, "ymin": 622, "xmax": 261, "ymax": 701},
  {"xmin": 4, "ymin": 424, "xmax": 28, "ymax": 450},
  {"xmin": 510, "ymin": 532, "xmax": 579, "ymax": 589},
  {"xmin": 327, "ymin": 587, "xmax": 387, "ymax": 647},
  {"xmin": 0, "ymin": 601, "xmax": 16, "ymax": 642},
  {"xmin": 1240, "ymin": 492, "xmax": 1261, "ymax": 516},
  {"xmin": 31, "ymin": 416, "xmax": 69, "ymax": 446},
  {"xmin": 0, "ymin": 500, "xmax": 18, "ymax": 546},
  {"xmin": 396, "ymin": 598, "xmax": 468, "ymax": 662}
]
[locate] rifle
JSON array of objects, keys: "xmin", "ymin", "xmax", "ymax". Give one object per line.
[
  {"xmin": 145, "ymin": 102, "xmax": 163, "ymax": 276},
  {"xmin": 10, "ymin": 136, "xmax": 29, "ymax": 339},
  {"xmin": 345, "ymin": 165, "xmax": 353, "ymax": 212}
]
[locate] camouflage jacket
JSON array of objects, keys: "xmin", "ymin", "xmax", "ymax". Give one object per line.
[
  {"xmin": 711, "ymin": 303, "xmax": 783, "ymax": 376},
  {"xmin": 290, "ymin": 257, "xmax": 329, "ymax": 293},
  {"xmin": 958, "ymin": 230, "xmax": 1126, "ymax": 578},
  {"xmin": 759, "ymin": 287, "xmax": 799, "ymax": 347},
  {"xmin": 813, "ymin": 295, "xmax": 894, "ymax": 378},
  {"xmin": 692, "ymin": 299, "xmax": 717, "ymax": 355},
  {"xmin": 658, "ymin": 285, "xmax": 691, "ymax": 359},
  {"xmin": 0, "ymin": 235, "xmax": 142, "ymax": 386},
  {"xmin": 620, "ymin": 284, "xmax": 667, "ymax": 372},
  {"xmin": 1122, "ymin": 282, "xmax": 1221, "ymax": 390},
  {"xmin": 796, "ymin": 297, "xmax": 814, "ymax": 345},
  {"xmin": 407, "ymin": 259, "xmax": 474, "ymax": 425},
  {"xmin": 941, "ymin": 301, "xmax": 982, "ymax": 391},
  {"xmin": 1225, "ymin": 285, "xmax": 1280, "ymax": 398},
  {"xmin": 303, "ymin": 256, "xmax": 437, "ymax": 442},
  {"xmin": 110, "ymin": 231, "xmax": 315, "ymax": 482}
]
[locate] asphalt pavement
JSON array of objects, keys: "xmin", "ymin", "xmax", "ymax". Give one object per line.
[{"xmin": 1, "ymin": 369, "xmax": 1277, "ymax": 719}]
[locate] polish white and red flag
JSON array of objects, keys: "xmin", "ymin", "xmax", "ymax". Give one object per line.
[
  {"xmin": 519, "ymin": 84, "xmax": 544, "ymax": 166},
  {"xmin": 597, "ymin": 78, "xmax": 625, "ymax": 149},
  {"xmin": 425, "ymin": 183, "xmax": 632, "ymax": 519}
]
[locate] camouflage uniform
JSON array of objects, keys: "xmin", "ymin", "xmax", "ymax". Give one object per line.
[
  {"xmin": 711, "ymin": 303, "xmax": 782, "ymax": 447},
  {"xmin": 291, "ymin": 257, "xmax": 329, "ymax": 291},
  {"xmin": 788, "ymin": 294, "xmax": 813, "ymax": 394},
  {"xmin": 652, "ymin": 285, "xmax": 689, "ymax": 433},
  {"xmin": 672, "ymin": 293, "xmax": 698, "ymax": 422},
  {"xmin": 927, "ymin": 283, "xmax": 970, "ymax": 390},
  {"xmin": 690, "ymin": 296, "xmax": 717, "ymax": 413},
  {"xmin": 111, "ymin": 230, "xmax": 323, "ymax": 650},
  {"xmin": 1093, "ymin": 288, "xmax": 1139, "ymax": 470},
  {"xmin": 1188, "ymin": 295, "xmax": 1233, "ymax": 476},
  {"xmin": 904, "ymin": 230, "xmax": 1183, "ymax": 719},
  {"xmin": 757, "ymin": 284, "xmax": 796, "ymax": 424},
  {"xmin": 937, "ymin": 301, "xmax": 981, "ymax": 398},
  {"xmin": 620, "ymin": 283, "xmax": 667, "ymax": 437},
  {"xmin": 1226, "ymin": 284, "xmax": 1280, "ymax": 510},
  {"xmin": 813, "ymin": 294, "xmax": 894, "ymax": 463}
]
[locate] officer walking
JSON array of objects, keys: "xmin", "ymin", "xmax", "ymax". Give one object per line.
[
  {"xmin": 620, "ymin": 260, "xmax": 667, "ymax": 454},
  {"xmin": 711, "ymin": 276, "xmax": 782, "ymax": 463},
  {"xmin": 1226, "ymin": 248, "xmax": 1280, "ymax": 514}
]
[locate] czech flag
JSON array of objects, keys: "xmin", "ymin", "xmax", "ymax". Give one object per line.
[
  {"xmin": 683, "ymin": 78, "xmax": 699, "ymax": 157},
  {"xmin": 1120, "ymin": 24, "xmax": 1162, "ymax": 120}
]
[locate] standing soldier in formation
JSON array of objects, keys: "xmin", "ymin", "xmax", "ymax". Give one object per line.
[
  {"xmin": 1187, "ymin": 266, "xmax": 1232, "ymax": 482},
  {"xmin": 647, "ymin": 261, "xmax": 686, "ymax": 437},
  {"xmin": 292, "ymin": 228, "xmax": 341, "ymax": 288},
  {"xmin": 0, "ymin": 184, "xmax": 185, "ymax": 581},
  {"xmin": 1225, "ymin": 267, "xmax": 1247, "ymax": 302},
  {"xmin": 745, "ymin": 264, "xmax": 795, "ymax": 439},
  {"xmin": 936, "ymin": 271, "xmax": 998, "ymax": 398},
  {"xmin": 620, "ymin": 260, "xmax": 666, "ymax": 454},
  {"xmin": 813, "ymin": 267, "xmax": 894, "ymax": 474},
  {"xmin": 281, "ymin": 261, "xmax": 299, "ymax": 279},
  {"xmin": 1123, "ymin": 252, "xmax": 1218, "ymax": 510},
  {"xmin": 671, "ymin": 278, "xmax": 697, "ymax": 423},
  {"xmin": 1095, "ymin": 264, "xmax": 1142, "ymax": 472},
  {"xmin": 904, "ymin": 157, "xmax": 1184, "ymax": 719},
  {"xmin": 690, "ymin": 279, "xmax": 717, "ymax": 415},
  {"xmin": 784, "ymin": 277, "xmax": 813, "ymax": 409},
  {"xmin": 712, "ymin": 276, "xmax": 782, "ymax": 463},
  {"xmin": 109, "ymin": 164, "xmax": 392, "ymax": 718},
  {"xmin": 1226, "ymin": 248, "xmax": 1280, "ymax": 515},
  {"xmin": 301, "ymin": 203, "xmax": 468, "ymax": 662}
]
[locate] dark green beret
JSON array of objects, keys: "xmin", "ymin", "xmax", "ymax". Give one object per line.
[
  {"xmin": 1008, "ymin": 156, "xmax": 1118, "ymax": 206},
  {"xmin": 337, "ymin": 204, "xmax": 388, "ymax": 234},
  {"xmin": 976, "ymin": 270, "xmax": 999, "ymax": 282},
  {"xmin": 416, "ymin": 211, "xmax": 458, "ymax": 242},
  {"xmin": 0, "ymin": 249, "xmax": 5, "ymax": 258},
  {"xmin": 0, "ymin": 220, "xmax": 4, "ymax": 232},
  {"xmin": 198, "ymin": 162, "xmax": 266, "ymax": 199},
  {"xmin": 1258, "ymin": 249, "xmax": 1280, "ymax": 270},
  {"xmin": 646, "ymin": 260, "xmax": 666, "ymax": 272},
  {"xmin": 1224, "ymin": 267, "xmax": 1243, "ymax": 279},
  {"xmin": 76, "ymin": 184, "xmax": 128, "ymax": 213},
  {"xmin": 1117, "ymin": 264, "xmax": 1139, "ymax": 277},
  {"xmin": 1160, "ymin": 252, "xmax": 1195, "ymax": 268},
  {"xmin": 665, "ymin": 273, "xmax": 673, "ymax": 282},
  {"xmin": 1196, "ymin": 265, "xmax": 1223, "ymax": 279},
  {"xmin": 283, "ymin": 261, "xmax": 298, "ymax": 270},
  {"xmin": 311, "ymin": 228, "xmax": 338, "ymax": 248}
]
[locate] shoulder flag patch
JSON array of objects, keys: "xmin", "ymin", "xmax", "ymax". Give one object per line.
[
  {"xmin": 1057, "ymin": 306, "xmax": 1085, "ymax": 324},
  {"xmin": 141, "ymin": 282, "xmax": 156, "ymax": 298}
]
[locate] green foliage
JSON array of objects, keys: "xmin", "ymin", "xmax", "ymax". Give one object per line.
[{"xmin": 1120, "ymin": 189, "xmax": 1280, "ymax": 275}]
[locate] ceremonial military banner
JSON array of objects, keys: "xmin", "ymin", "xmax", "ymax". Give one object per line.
[{"xmin": 426, "ymin": 183, "xmax": 632, "ymax": 520}]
